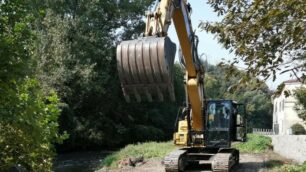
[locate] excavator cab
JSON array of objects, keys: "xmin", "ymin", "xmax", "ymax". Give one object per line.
[
  {"xmin": 174, "ymin": 100, "xmax": 247, "ymax": 148},
  {"xmin": 206, "ymin": 100, "xmax": 247, "ymax": 148}
]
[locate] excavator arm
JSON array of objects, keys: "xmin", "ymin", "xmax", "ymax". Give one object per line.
[
  {"xmin": 172, "ymin": 0, "xmax": 205, "ymax": 132},
  {"xmin": 117, "ymin": 0, "xmax": 204, "ymax": 134}
]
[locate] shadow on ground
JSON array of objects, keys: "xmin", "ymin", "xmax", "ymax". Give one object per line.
[{"xmin": 233, "ymin": 154, "xmax": 285, "ymax": 172}]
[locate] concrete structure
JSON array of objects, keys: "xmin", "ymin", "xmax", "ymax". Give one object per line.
[
  {"xmin": 270, "ymin": 135, "xmax": 306, "ymax": 164},
  {"xmin": 272, "ymin": 79, "xmax": 306, "ymax": 135}
]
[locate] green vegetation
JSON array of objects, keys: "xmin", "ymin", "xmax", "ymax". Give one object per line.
[
  {"xmin": 0, "ymin": 80, "xmax": 68, "ymax": 171},
  {"xmin": 34, "ymin": 0, "xmax": 182, "ymax": 151},
  {"xmin": 269, "ymin": 163, "xmax": 306, "ymax": 172},
  {"xmin": 262, "ymin": 160, "xmax": 306, "ymax": 172},
  {"xmin": 0, "ymin": 1, "xmax": 67, "ymax": 171},
  {"xmin": 291, "ymin": 123, "xmax": 306, "ymax": 135},
  {"xmin": 103, "ymin": 141, "xmax": 176, "ymax": 168},
  {"xmin": 202, "ymin": 0, "xmax": 306, "ymax": 82},
  {"xmin": 232, "ymin": 134, "xmax": 272, "ymax": 153},
  {"xmin": 294, "ymin": 88, "xmax": 306, "ymax": 123},
  {"xmin": 263, "ymin": 160, "xmax": 306, "ymax": 172},
  {"xmin": 204, "ymin": 63, "xmax": 273, "ymax": 130}
]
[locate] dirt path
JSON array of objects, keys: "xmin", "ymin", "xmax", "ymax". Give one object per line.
[
  {"xmin": 98, "ymin": 151, "xmax": 292, "ymax": 172},
  {"xmin": 233, "ymin": 152, "xmax": 292, "ymax": 172},
  {"xmin": 233, "ymin": 153, "xmax": 268, "ymax": 172}
]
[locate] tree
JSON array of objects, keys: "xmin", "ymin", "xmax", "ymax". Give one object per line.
[
  {"xmin": 33, "ymin": 0, "xmax": 187, "ymax": 150},
  {"xmin": 0, "ymin": 80, "xmax": 67, "ymax": 171},
  {"xmin": 0, "ymin": 1, "xmax": 66, "ymax": 171},
  {"xmin": 294, "ymin": 87, "xmax": 306, "ymax": 122},
  {"xmin": 202, "ymin": 0, "xmax": 306, "ymax": 82},
  {"xmin": 204, "ymin": 62, "xmax": 273, "ymax": 130}
]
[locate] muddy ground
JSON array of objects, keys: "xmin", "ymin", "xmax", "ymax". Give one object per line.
[{"xmin": 98, "ymin": 151, "xmax": 293, "ymax": 172}]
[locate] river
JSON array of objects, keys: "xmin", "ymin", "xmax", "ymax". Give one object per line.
[{"xmin": 53, "ymin": 151, "xmax": 111, "ymax": 172}]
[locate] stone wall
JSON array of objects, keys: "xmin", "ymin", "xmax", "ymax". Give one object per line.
[{"xmin": 270, "ymin": 135, "xmax": 306, "ymax": 164}]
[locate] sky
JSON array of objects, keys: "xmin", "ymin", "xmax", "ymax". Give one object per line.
[{"xmin": 166, "ymin": 1, "xmax": 293, "ymax": 90}]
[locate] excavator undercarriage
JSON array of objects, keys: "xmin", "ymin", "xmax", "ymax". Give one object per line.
[{"xmin": 164, "ymin": 147, "xmax": 239, "ymax": 172}]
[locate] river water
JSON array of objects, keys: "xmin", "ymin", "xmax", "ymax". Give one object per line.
[{"xmin": 53, "ymin": 151, "xmax": 111, "ymax": 172}]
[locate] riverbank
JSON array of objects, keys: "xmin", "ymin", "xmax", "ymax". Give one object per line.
[
  {"xmin": 97, "ymin": 134, "xmax": 305, "ymax": 172},
  {"xmin": 98, "ymin": 151, "xmax": 302, "ymax": 172},
  {"xmin": 54, "ymin": 134, "xmax": 306, "ymax": 172},
  {"xmin": 102, "ymin": 141, "xmax": 175, "ymax": 168}
]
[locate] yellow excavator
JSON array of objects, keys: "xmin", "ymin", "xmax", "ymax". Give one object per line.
[{"xmin": 116, "ymin": 0, "xmax": 247, "ymax": 171}]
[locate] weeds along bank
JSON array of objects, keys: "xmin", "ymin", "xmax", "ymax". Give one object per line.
[
  {"xmin": 102, "ymin": 141, "xmax": 175, "ymax": 168},
  {"xmin": 232, "ymin": 134, "xmax": 272, "ymax": 153}
]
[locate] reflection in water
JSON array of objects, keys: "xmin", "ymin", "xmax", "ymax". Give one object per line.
[{"xmin": 53, "ymin": 151, "xmax": 111, "ymax": 172}]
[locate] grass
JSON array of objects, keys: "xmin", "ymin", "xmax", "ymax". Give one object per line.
[
  {"xmin": 232, "ymin": 134, "xmax": 272, "ymax": 153},
  {"xmin": 102, "ymin": 141, "xmax": 176, "ymax": 168},
  {"xmin": 103, "ymin": 134, "xmax": 272, "ymax": 168},
  {"xmin": 263, "ymin": 160, "xmax": 306, "ymax": 172},
  {"xmin": 232, "ymin": 134, "xmax": 306, "ymax": 172},
  {"xmin": 268, "ymin": 163, "xmax": 306, "ymax": 172}
]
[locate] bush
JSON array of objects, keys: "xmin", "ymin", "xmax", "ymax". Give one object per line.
[
  {"xmin": 291, "ymin": 123, "xmax": 306, "ymax": 135},
  {"xmin": 0, "ymin": 79, "xmax": 68, "ymax": 171},
  {"xmin": 232, "ymin": 134, "xmax": 272, "ymax": 153},
  {"xmin": 294, "ymin": 88, "xmax": 306, "ymax": 122}
]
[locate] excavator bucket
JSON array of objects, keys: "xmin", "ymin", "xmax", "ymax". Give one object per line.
[{"xmin": 117, "ymin": 36, "xmax": 176, "ymax": 102}]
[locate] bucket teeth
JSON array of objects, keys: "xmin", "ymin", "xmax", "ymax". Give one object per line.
[{"xmin": 117, "ymin": 36, "xmax": 176, "ymax": 102}]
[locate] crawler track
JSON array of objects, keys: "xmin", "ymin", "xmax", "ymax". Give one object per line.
[
  {"xmin": 211, "ymin": 153, "xmax": 234, "ymax": 172},
  {"xmin": 164, "ymin": 148, "xmax": 239, "ymax": 172},
  {"xmin": 164, "ymin": 149, "xmax": 187, "ymax": 172}
]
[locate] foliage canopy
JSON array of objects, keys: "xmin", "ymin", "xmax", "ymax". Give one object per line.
[
  {"xmin": 204, "ymin": 62, "xmax": 273, "ymax": 130},
  {"xmin": 294, "ymin": 87, "xmax": 306, "ymax": 122},
  {"xmin": 202, "ymin": 0, "xmax": 306, "ymax": 82},
  {"xmin": 0, "ymin": 1, "xmax": 67, "ymax": 171}
]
